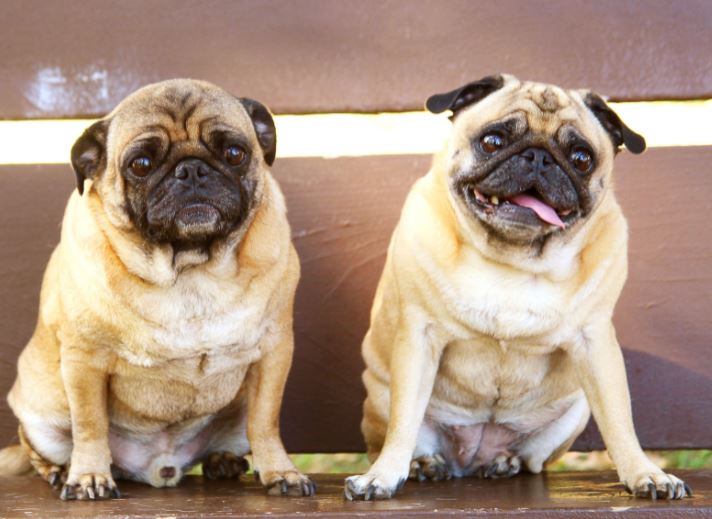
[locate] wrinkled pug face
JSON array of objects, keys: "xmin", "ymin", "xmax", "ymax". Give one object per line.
[
  {"xmin": 427, "ymin": 74, "xmax": 646, "ymax": 244},
  {"xmin": 70, "ymin": 79, "xmax": 277, "ymax": 248}
]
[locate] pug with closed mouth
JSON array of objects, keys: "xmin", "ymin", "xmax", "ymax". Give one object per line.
[
  {"xmin": 0, "ymin": 79, "xmax": 315, "ymax": 500},
  {"xmin": 345, "ymin": 74, "xmax": 691, "ymax": 501}
]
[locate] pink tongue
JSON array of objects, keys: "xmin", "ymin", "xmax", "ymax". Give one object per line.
[{"xmin": 508, "ymin": 194, "xmax": 565, "ymax": 228}]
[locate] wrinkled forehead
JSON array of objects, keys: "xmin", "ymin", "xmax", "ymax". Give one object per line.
[
  {"xmin": 107, "ymin": 81, "xmax": 253, "ymax": 147},
  {"xmin": 458, "ymin": 79, "xmax": 606, "ymax": 147}
]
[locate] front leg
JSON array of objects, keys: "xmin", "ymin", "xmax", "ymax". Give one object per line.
[
  {"xmin": 345, "ymin": 318, "xmax": 442, "ymax": 500},
  {"xmin": 570, "ymin": 321, "xmax": 691, "ymax": 500},
  {"xmin": 246, "ymin": 323, "xmax": 315, "ymax": 497},
  {"xmin": 60, "ymin": 350, "xmax": 119, "ymax": 500}
]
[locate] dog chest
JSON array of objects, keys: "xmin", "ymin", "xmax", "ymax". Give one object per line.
[
  {"xmin": 441, "ymin": 263, "xmax": 571, "ymax": 340},
  {"xmin": 147, "ymin": 306, "xmax": 269, "ymax": 360},
  {"xmin": 114, "ymin": 271, "xmax": 276, "ymax": 368}
]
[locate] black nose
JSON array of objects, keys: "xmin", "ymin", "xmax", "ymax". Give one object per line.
[
  {"xmin": 521, "ymin": 148, "xmax": 555, "ymax": 174},
  {"xmin": 160, "ymin": 466, "xmax": 176, "ymax": 479},
  {"xmin": 174, "ymin": 158, "xmax": 211, "ymax": 184}
]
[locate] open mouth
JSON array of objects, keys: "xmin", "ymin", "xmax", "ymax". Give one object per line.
[{"xmin": 463, "ymin": 185, "xmax": 576, "ymax": 229}]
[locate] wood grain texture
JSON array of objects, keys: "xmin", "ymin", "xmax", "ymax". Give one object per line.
[
  {"xmin": 0, "ymin": 0, "xmax": 711, "ymax": 119},
  {"xmin": 1, "ymin": 471, "xmax": 711, "ymax": 518},
  {"xmin": 0, "ymin": 148, "xmax": 710, "ymax": 453}
]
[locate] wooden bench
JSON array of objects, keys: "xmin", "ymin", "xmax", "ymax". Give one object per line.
[{"xmin": 0, "ymin": 1, "xmax": 710, "ymax": 517}]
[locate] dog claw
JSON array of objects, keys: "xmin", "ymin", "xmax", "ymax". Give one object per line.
[
  {"xmin": 665, "ymin": 482, "xmax": 674, "ymax": 500},
  {"xmin": 301, "ymin": 479, "xmax": 316, "ymax": 496},
  {"xmin": 364, "ymin": 485, "xmax": 374, "ymax": 501},
  {"xmin": 59, "ymin": 485, "xmax": 72, "ymax": 501},
  {"xmin": 684, "ymin": 482, "xmax": 693, "ymax": 497},
  {"xmin": 48, "ymin": 471, "xmax": 61, "ymax": 488},
  {"xmin": 344, "ymin": 481, "xmax": 355, "ymax": 501},
  {"xmin": 648, "ymin": 482, "xmax": 657, "ymax": 500}
]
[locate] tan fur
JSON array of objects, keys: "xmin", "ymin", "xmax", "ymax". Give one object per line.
[
  {"xmin": 0, "ymin": 442, "xmax": 32, "ymax": 477},
  {"xmin": 346, "ymin": 75, "xmax": 689, "ymax": 500},
  {"xmin": 2, "ymin": 79, "xmax": 313, "ymax": 499}
]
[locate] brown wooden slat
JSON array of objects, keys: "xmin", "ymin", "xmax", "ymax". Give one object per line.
[
  {"xmin": 0, "ymin": 148, "xmax": 711, "ymax": 453},
  {"xmin": 1, "ymin": 471, "xmax": 712, "ymax": 518},
  {"xmin": 0, "ymin": 0, "xmax": 711, "ymax": 119}
]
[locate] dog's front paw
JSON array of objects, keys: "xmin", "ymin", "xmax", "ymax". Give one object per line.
[
  {"xmin": 261, "ymin": 470, "xmax": 316, "ymax": 496},
  {"xmin": 60, "ymin": 472, "xmax": 121, "ymax": 500},
  {"xmin": 623, "ymin": 470, "xmax": 692, "ymax": 500},
  {"xmin": 344, "ymin": 471, "xmax": 407, "ymax": 500}
]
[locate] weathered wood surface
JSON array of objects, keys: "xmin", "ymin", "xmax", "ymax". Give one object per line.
[
  {"xmin": 1, "ymin": 471, "xmax": 711, "ymax": 518},
  {"xmin": 0, "ymin": 0, "xmax": 711, "ymax": 118},
  {"xmin": 0, "ymin": 147, "xmax": 711, "ymax": 452}
]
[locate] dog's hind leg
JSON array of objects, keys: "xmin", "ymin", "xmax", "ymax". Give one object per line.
[
  {"xmin": 18, "ymin": 425, "xmax": 69, "ymax": 489},
  {"xmin": 202, "ymin": 452, "xmax": 250, "ymax": 480},
  {"xmin": 198, "ymin": 396, "xmax": 251, "ymax": 481},
  {"xmin": 516, "ymin": 391, "xmax": 590, "ymax": 474}
]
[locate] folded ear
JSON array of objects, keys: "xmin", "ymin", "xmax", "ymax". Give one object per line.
[
  {"xmin": 240, "ymin": 97, "xmax": 277, "ymax": 166},
  {"xmin": 584, "ymin": 92, "xmax": 646, "ymax": 154},
  {"xmin": 425, "ymin": 75, "xmax": 505, "ymax": 117},
  {"xmin": 70, "ymin": 119, "xmax": 110, "ymax": 195}
]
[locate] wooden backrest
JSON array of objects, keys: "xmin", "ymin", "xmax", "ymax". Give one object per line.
[
  {"xmin": 0, "ymin": 1, "xmax": 710, "ymax": 452},
  {"xmin": 1, "ymin": 0, "xmax": 711, "ymax": 118}
]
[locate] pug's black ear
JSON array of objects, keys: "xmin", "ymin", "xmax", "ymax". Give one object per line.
[
  {"xmin": 584, "ymin": 93, "xmax": 646, "ymax": 154},
  {"xmin": 426, "ymin": 75, "xmax": 505, "ymax": 117},
  {"xmin": 71, "ymin": 119, "xmax": 110, "ymax": 195},
  {"xmin": 240, "ymin": 97, "xmax": 277, "ymax": 166}
]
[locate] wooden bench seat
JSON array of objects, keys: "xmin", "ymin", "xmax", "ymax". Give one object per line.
[{"xmin": 2, "ymin": 471, "xmax": 711, "ymax": 518}]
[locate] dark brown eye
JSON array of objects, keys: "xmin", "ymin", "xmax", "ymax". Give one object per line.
[
  {"xmin": 480, "ymin": 132, "xmax": 505, "ymax": 153},
  {"xmin": 570, "ymin": 147, "xmax": 593, "ymax": 173},
  {"xmin": 130, "ymin": 156, "xmax": 152, "ymax": 177},
  {"xmin": 224, "ymin": 145, "xmax": 246, "ymax": 166}
]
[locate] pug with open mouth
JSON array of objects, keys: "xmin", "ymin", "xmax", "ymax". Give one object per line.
[
  {"xmin": 0, "ymin": 79, "xmax": 314, "ymax": 499},
  {"xmin": 345, "ymin": 74, "xmax": 691, "ymax": 501}
]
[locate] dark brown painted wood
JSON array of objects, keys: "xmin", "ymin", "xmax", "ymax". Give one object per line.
[
  {"xmin": 1, "ymin": 471, "xmax": 711, "ymax": 518},
  {"xmin": 0, "ymin": 0, "xmax": 710, "ymax": 119},
  {"xmin": 0, "ymin": 147, "xmax": 711, "ymax": 453}
]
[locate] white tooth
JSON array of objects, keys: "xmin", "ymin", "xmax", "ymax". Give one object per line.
[{"xmin": 490, "ymin": 196, "xmax": 499, "ymax": 205}]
